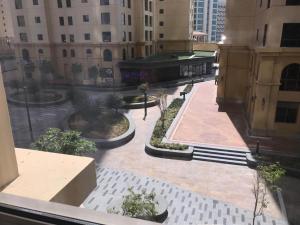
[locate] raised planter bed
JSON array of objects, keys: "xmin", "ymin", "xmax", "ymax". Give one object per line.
[
  {"xmin": 123, "ymin": 95, "xmax": 159, "ymax": 109},
  {"xmin": 8, "ymin": 90, "xmax": 69, "ymax": 107},
  {"xmin": 64, "ymin": 111, "xmax": 135, "ymax": 149},
  {"xmin": 107, "ymin": 195, "xmax": 168, "ymax": 223}
]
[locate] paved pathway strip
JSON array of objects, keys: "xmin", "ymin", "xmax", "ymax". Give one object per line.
[{"xmin": 84, "ymin": 167, "xmax": 287, "ymax": 225}]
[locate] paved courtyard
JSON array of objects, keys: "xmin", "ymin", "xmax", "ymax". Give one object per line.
[
  {"xmin": 84, "ymin": 167, "xmax": 287, "ymax": 225},
  {"xmin": 169, "ymin": 81, "xmax": 300, "ymax": 155},
  {"xmin": 5, "ymin": 79, "xmax": 300, "ymax": 224}
]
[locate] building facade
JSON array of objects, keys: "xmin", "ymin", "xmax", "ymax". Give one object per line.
[
  {"xmin": 193, "ymin": 0, "xmax": 220, "ymax": 42},
  {"xmin": 217, "ymin": 0, "xmax": 300, "ymax": 137},
  {"xmin": 10, "ymin": 0, "xmax": 193, "ymax": 85},
  {"xmin": 216, "ymin": 0, "xmax": 225, "ymax": 42},
  {"xmin": 0, "ymin": 0, "xmax": 14, "ymax": 56}
]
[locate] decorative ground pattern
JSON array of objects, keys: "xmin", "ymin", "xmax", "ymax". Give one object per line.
[{"xmin": 83, "ymin": 167, "xmax": 288, "ymax": 225}]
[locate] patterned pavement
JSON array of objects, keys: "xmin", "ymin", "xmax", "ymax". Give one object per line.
[{"xmin": 83, "ymin": 167, "xmax": 288, "ymax": 225}]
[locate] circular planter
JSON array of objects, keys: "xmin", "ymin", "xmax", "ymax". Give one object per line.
[
  {"xmin": 123, "ymin": 95, "xmax": 159, "ymax": 109},
  {"xmin": 107, "ymin": 195, "xmax": 168, "ymax": 223},
  {"xmin": 64, "ymin": 111, "xmax": 135, "ymax": 149},
  {"xmin": 7, "ymin": 90, "xmax": 69, "ymax": 107}
]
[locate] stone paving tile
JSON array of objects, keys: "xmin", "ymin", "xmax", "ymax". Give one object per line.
[{"xmin": 83, "ymin": 167, "xmax": 288, "ymax": 225}]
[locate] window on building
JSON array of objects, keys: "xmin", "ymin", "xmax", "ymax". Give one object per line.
[
  {"xmin": 57, "ymin": 0, "xmax": 62, "ymax": 8},
  {"xmin": 281, "ymin": 23, "xmax": 300, "ymax": 47},
  {"xmin": 68, "ymin": 16, "xmax": 73, "ymax": 25},
  {"xmin": 86, "ymin": 49, "xmax": 92, "ymax": 54},
  {"xmin": 62, "ymin": 49, "xmax": 67, "ymax": 57},
  {"xmin": 275, "ymin": 102, "xmax": 299, "ymax": 123},
  {"xmin": 82, "ymin": 0, "xmax": 88, "ymax": 3},
  {"xmin": 123, "ymin": 32, "xmax": 126, "ymax": 42},
  {"xmin": 122, "ymin": 48, "xmax": 126, "ymax": 60},
  {"xmin": 121, "ymin": 13, "xmax": 125, "ymax": 25},
  {"xmin": 260, "ymin": 0, "xmax": 263, "ymax": 7},
  {"xmin": 145, "ymin": 45, "xmax": 149, "ymax": 56},
  {"xmin": 128, "ymin": 0, "xmax": 131, "ymax": 8},
  {"xmin": 20, "ymin": 33, "xmax": 28, "ymax": 42},
  {"xmin": 280, "ymin": 64, "xmax": 300, "ymax": 91},
  {"xmin": 37, "ymin": 34, "xmax": 43, "ymax": 40},
  {"xmin": 38, "ymin": 49, "xmax": 44, "ymax": 54},
  {"xmin": 256, "ymin": 29, "xmax": 259, "ymax": 41},
  {"xmin": 59, "ymin": 17, "xmax": 64, "ymax": 26},
  {"xmin": 150, "ymin": 45, "xmax": 153, "ymax": 55},
  {"xmin": 70, "ymin": 49, "xmax": 75, "ymax": 57},
  {"xmin": 61, "ymin": 34, "xmax": 66, "ymax": 42},
  {"xmin": 100, "ymin": 0, "xmax": 109, "ymax": 5},
  {"xmin": 149, "ymin": 1, "xmax": 152, "ymax": 12},
  {"xmin": 22, "ymin": 49, "xmax": 30, "ymax": 61},
  {"xmin": 145, "ymin": 0, "xmax": 148, "ymax": 11},
  {"xmin": 66, "ymin": 0, "xmax": 71, "ymax": 7},
  {"xmin": 128, "ymin": 15, "xmax": 132, "ymax": 25},
  {"xmin": 70, "ymin": 34, "xmax": 74, "ymax": 42},
  {"xmin": 33, "ymin": 0, "xmax": 39, "ymax": 5},
  {"xmin": 131, "ymin": 47, "xmax": 135, "ymax": 58},
  {"xmin": 262, "ymin": 24, "xmax": 268, "ymax": 46},
  {"xmin": 101, "ymin": 13, "xmax": 110, "ymax": 24},
  {"xmin": 17, "ymin": 16, "xmax": 25, "ymax": 27},
  {"xmin": 35, "ymin": 16, "xmax": 41, "ymax": 23},
  {"xmin": 149, "ymin": 16, "xmax": 152, "ymax": 26},
  {"xmin": 122, "ymin": 0, "xmax": 125, "ymax": 7},
  {"xmin": 150, "ymin": 31, "xmax": 152, "ymax": 41},
  {"xmin": 159, "ymin": 33, "xmax": 164, "ymax": 39},
  {"xmin": 145, "ymin": 30, "xmax": 148, "ymax": 41},
  {"xmin": 286, "ymin": 0, "xmax": 300, "ymax": 5},
  {"xmin": 15, "ymin": 0, "xmax": 23, "ymax": 9},
  {"xmin": 145, "ymin": 15, "xmax": 148, "ymax": 26},
  {"xmin": 103, "ymin": 49, "xmax": 112, "ymax": 61},
  {"xmin": 84, "ymin": 33, "xmax": 91, "ymax": 40},
  {"xmin": 102, "ymin": 32, "xmax": 111, "ymax": 42},
  {"xmin": 160, "ymin": 21, "xmax": 164, "ymax": 26},
  {"xmin": 128, "ymin": 32, "xmax": 132, "ymax": 41},
  {"xmin": 267, "ymin": 0, "xmax": 271, "ymax": 8},
  {"xmin": 159, "ymin": 9, "xmax": 164, "ymax": 14},
  {"xmin": 83, "ymin": 15, "xmax": 89, "ymax": 22}
]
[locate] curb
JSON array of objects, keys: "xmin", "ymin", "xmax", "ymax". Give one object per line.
[
  {"xmin": 123, "ymin": 99, "xmax": 159, "ymax": 109},
  {"xmin": 7, "ymin": 90, "xmax": 69, "ymax": 107},
  {"xmin": 63, "ymin": 111, "xmax": 135, "ymax": 149}
]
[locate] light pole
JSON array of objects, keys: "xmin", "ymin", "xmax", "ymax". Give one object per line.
[{"xmin": 20, "ymin": 59, "xmax": 34, "ymax": 142}]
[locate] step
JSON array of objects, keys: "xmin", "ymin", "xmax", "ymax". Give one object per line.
[
  {"xmin": 193, "ymin": 148, "xmax": 246, "ymax": 157},
  {"xmin": 193, "ymin": 155, "xmax": 247, "ymax": 166},
  {"xmin": 193, "ymin": 152, "xmax": 246, "ymax": 161},
  {"xmin": 193, "ymin": 146, "xmax": 248, "ymax": 154}
]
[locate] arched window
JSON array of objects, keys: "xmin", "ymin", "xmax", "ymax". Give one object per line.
[
  {"xmin": 280, "ymin": 63, "xmax": 300, "ymax": 91},
  {"xmin": 22, "ymin": 49, "xmax": 30, "ymax": 62},
  {"xmin": 122, "ymin": 49, "xmax": 126, "ymax": 60},
  {"xmin": 103, "ymin": 49, "xmax": 112, "ymax": 61}
]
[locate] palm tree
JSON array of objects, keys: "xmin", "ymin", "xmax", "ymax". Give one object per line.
[{"xmin": 138, "ymin": 83, "xmax": 149, "ymax": 119}]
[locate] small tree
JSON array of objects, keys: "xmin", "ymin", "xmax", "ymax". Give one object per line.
[
  {"xmin": 252, "ymin": 163, "xmax": 285, "ymax": 225},
  {"xmin": 138, "ymin": 83, "xmax": 149, "ymax": 119},
  {"xmin": 9, "ymin": 79, "xmax": 21, "ymax": 94},
  {"xmin": 157, "ymin": 91, "xmax": 168, "ymax": 129},
  {"xmin": 31, "ymin": 128, "xmax": 97, "ymax": 156},
  {"xmin": 71, "ymin": 63, "xmax": 82, "ymax": 84},
  {"xmin": 88, "ymin": 66, "xmax": 99, "ymax": 85},
  {"xmin": 106, "ymin": 93, "xmax": 124, "ymax": 113}
]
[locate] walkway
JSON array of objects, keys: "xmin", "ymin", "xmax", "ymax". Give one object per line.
[
  {"xmin": 169, "ymin": 81, "xmax": 300, "ymax": 154},
  {"xmin": 84, "ymin": 167, "xmax": 287, "ymax": 225}
]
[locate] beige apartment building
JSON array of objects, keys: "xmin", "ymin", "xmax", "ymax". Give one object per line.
[
  {"xmin": 0, "ymin": 0, "xmax": 14, "ymax": 56},
  {"xmin": 217, "ymin": 0, "xmax": 300, "ymax": 137},
  {"xmin": 10, "ymin": 0, "xmax": 194, "ymax": 85}
]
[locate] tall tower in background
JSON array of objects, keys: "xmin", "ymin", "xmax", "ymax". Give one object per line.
[
  {"xmin": 216, "ymin": 0, "xmax": 225, "ymax": 42},
  {"xmin": 193, "ymin": 0, "xmax": 225, "ymax": 43}
]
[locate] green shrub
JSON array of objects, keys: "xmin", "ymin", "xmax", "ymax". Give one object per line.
[
  {"xmin": 31, "ymin": 128, "xmax": 97, "ymax": 156},
  {"xmin": 150, "ymin": 98, "xmax": 188, "ymax": 150},
  {"xmin": 183, "ymin": 84, "xmax": 193, "ymax": 94},
  {"xmin": 107, "ymin": 188, "xmax": 158, "ymax": 219}
]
